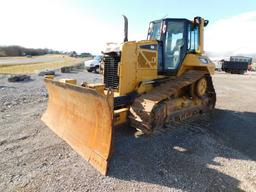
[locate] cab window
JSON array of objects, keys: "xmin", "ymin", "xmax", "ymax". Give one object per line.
[
  {"xmin": 188, "ymin": 24, "xmax": 199, "ymax": 52},
  {"xmin": 147, "ymin": 22, "xmax": 161, "ymax": 41}
]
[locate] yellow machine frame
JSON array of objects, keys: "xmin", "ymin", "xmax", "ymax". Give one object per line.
[{"xmin": 41, "ymin": 16, "xmax": 215, "ymax": 175}]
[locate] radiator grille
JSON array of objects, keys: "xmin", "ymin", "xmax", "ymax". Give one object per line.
[{"xmin": 103, "ymin": 55, "xmax": 120, "ymax": 89}]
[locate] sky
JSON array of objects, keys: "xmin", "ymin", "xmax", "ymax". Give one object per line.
[{"xmin": 0, "ymin": 0, "xmax": 256, "ymax": 58}]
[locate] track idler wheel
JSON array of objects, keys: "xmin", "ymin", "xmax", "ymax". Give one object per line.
[{"xmin": 195, "ymin": 77, "xmax": 207, "ymax": 98}]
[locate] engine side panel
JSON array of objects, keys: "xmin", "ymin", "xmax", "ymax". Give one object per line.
[{"xmin": 118, "ymin": 40, "xmax": 158, "ymax": 96}]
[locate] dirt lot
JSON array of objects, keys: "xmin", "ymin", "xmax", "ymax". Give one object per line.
[{"xmin": 0, "ymin": 71, "xmax": 256, "ymax": 192}]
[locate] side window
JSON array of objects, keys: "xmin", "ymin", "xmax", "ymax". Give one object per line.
[
  {"xmin": 147, "ymin": 22, "xmax": 161, "ymax": 40},
  {"xmin": 188, "ymin": 24, "xmax": 199, "ymax": 52}
]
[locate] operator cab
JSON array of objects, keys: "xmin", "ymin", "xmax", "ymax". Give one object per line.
[{"xmin": 147, "ymin": 17, "xmax": 208, "ymax": 75}]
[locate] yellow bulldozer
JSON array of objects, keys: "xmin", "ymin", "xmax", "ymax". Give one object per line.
[{"xmin": 42, "ymin": 16, "xmax": 216, "ymax": 175}]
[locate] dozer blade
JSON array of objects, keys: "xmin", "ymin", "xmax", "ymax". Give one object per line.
[{"xmin": 41, "ymin": 78, "xmax": 113, "ymax": 175}]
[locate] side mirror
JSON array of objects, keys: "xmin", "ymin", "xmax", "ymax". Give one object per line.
[
  {"xmin": 194, "ymin": 17, "xmax": 209, "ymax": 27},
  {"xmin": 204, "ymin": 20, "xmax": 209, "ymax": 27}
]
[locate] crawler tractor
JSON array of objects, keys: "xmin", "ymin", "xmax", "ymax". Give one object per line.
[{"xmin": 42, "ymin": 16, "xmax": 216, "ymax": 175}]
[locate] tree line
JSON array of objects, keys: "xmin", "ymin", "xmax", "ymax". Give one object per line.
[{"xmin": 0, "ymin": 45, "xmax": 92, "ymax": 57}]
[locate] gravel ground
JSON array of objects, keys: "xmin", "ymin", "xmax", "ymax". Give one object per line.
[{"xmin": 0, "ymin": 70, "xmax": 256, "ymax": 192}]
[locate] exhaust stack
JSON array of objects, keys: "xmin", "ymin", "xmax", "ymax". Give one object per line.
[{"xmin": 122, "ymin": 15, "xmax": 128, "ymax": 42}]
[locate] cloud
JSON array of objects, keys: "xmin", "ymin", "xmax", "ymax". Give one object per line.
[{"xmin": 205, "ymin": 11, "xmax": 256, "ymax": 59}]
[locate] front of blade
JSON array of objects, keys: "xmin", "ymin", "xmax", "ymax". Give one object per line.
[{"xmin": 41, "ymin": 78, "xmax": 113, "ymax": 175}]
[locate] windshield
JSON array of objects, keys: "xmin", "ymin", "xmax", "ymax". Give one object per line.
[
  {"xmin": 94, "ymin": 56, "xmax": 102, "ymax": 61},
  {"xmin": 147, "ymin": 22, "xmax": 161, "ymax": 40}
]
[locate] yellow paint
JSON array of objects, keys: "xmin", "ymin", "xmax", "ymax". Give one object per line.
[
  {"xmin": 197, "ymin": 18, "xmax": 205, "ymax": 54},
  {"xmin": 113, "ymin": 108, "xmax": 128, "ymax": 126},
  {"xmin": 117, "ymin": 17, "xmax": 213, "ymax": 95},
  {"xmin": 42, "ymin": 78, "xmax": 113, "ymax": 175},
  {"xmin": 59, "ymin": 79, "xmax": 77, "ymax": 85},
  {"xmin": 86, "ymin": 83, "xmax": 105, "ymax": 94},
  {"xmin": 118, "ymin": 40, "xmax": 158, "ymax": 96},
  {"xmin": 177, "ymin": 54, "xmax": 215, "ymax": 76},
  {"xmin": 44, "ymin": 75, "xmax": 55, "ymax": 79}
]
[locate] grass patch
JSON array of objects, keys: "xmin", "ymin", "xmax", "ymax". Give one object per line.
[{"xmin": 0, "ymin": 55, "xmax": 85, "ymax": 74}]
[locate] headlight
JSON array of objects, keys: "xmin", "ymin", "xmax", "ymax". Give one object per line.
[{"xmin": 199, "ymin": 56, "xmax": 209, "ymax": 64}]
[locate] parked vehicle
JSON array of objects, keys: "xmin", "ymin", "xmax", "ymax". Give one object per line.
[
  {"xmin": 222, "ymin": 61, "xmax": 248, "ymax": 74},
  {"xmin": 84, "ymin": 55, "xmax": 103, "ymax": 73},
  {"xmin": 222, "ymin": 56, "xmax": 252, "ymax": 74},
  {"xmin": 214, "ymin": 60, "xmax": 222, "ymax": 71}
]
